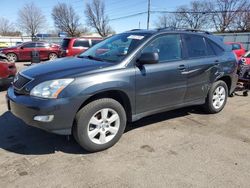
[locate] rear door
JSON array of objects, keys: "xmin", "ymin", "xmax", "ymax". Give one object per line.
[
  {"xmin": 36, "ymin": 42, "xmax": 50, "ymax": 60},
  {"xmin": 182, "ymin": 34, "xmax": 222, "ymax": 102},
  {"xmin": 135, "ymin": 34, "xmax": 187, "ymax": 113}
]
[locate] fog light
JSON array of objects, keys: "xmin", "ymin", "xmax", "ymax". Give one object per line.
[{"xmin": 34, "ymin": 115, "xmax": 54, "ymax": 122}]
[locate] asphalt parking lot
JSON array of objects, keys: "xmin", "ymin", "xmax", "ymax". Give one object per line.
[{"xmin": 0, "ymin": 63, "xmax": 250, "ymax": 188}]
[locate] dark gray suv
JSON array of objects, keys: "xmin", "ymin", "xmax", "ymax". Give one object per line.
[{"xmin": 7, "ymin": 29, "xmax": 238, "ymax": 152}]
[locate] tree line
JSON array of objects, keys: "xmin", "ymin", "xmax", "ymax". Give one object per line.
[
  {"xmin": 0, "ymin": 0, "xmax": 249, "ymax": 38},
  {"xmin": 155, "ymin": 0, "xmax": 250, "ymax": 32},
  {"xmin": 0, "ymin": 0, "xmax": 112, "ymax": 38}
]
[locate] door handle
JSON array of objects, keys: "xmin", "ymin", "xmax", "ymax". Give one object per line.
[{"xmin": 178, "ymin": 64, "xmax": 186, "ymax": 71}]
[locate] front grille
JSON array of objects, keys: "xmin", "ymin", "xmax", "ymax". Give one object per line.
[{"xmin": 13, "ymin": 73, "xmax": 32, "ymax": 90}]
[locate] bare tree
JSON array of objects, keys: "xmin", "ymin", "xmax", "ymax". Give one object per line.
[
  {"xmin": 233, "ymin": 2, "xmax": 250, "ymax": 31},
  {"xmin": 0, "ymin": 17, "xmax": 14, "ymax": 36},
  {"xmin": 154, "ymin": 14, "xmax": 184, "ymax": 29},
  {"xmin": 85, "ymin": 0, "xmax": 113, "ymax": 37},
  {"xmin": 17, "ymin": 3, "xmax": 46, "ymax": 38},
  {"xmin": 52, "ymin": 3, "xmax": 82, "ymax": 37},
  {"xmin": 208, "ymin": 0, "xmax": 247, "ymax": 32},
  {"xmin": 175, "ymin": 1, "xmax": 209, "ymax": 30}
]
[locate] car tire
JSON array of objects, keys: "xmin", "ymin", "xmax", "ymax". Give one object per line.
[
  {"xmin": 6, "ymin": 53, "xmax": 17, "ymax": 62},
  {"xmin": 48, "ymin": 53, "xmax": 58, "ymax": 60},
  {"xmin": 203, "ymin": 80, "xmax": 228, "ymax": 114},
  {"xmin": 74, "ymin": 98, "xmax": 127, "ymax": 152}
]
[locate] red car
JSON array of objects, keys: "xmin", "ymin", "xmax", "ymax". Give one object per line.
[
  {"xmin": 0, "ymin": 41, "xmax": 61, "ymax": 62},
  {"xmin": 225, "ymin": 42, "xmax": 246, "ymax": 59},
  {"xmin": 239, "ymin": 51, "xmax": 250, "ymax": 65},
  {"xmin": 60, "ymin": 37, "xmax": 102, "ymax": 57},
  {"xmin": 0, "ymin": 61, "xmax": 17, "ymax": 86}
]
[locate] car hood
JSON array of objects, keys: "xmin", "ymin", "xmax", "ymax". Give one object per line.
[{"xmin": 21, "ymin": 57, "xmax": 116, "ymax": 79}]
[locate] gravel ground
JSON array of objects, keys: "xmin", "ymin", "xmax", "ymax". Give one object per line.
[{"xmin": 0, "ymin": 62, "xmax": 249, "ymax": 188}]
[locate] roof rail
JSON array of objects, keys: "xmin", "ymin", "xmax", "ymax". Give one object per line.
[
  {"xmin": 157, "ymin": 27, "xmax": 211, "ymax": 34},
  {"xmin": 129, "ymin": 29, "xmax": 142, "ymax": 31}
]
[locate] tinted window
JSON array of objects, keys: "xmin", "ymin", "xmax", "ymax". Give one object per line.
[
  {"xmin": 92, "ymin": 40, "xmax": 101, "ymax": 46},
  {"xmin": 73, "ymin": 40, "xmax": 90, "ymax": 48},
  {"xmin": 36, "ymin": 43, "xmax": 49, "ymax": 48},
  {"xmin": 61, "ymin": 39, "xmax": 70, "ymax": 48},
  {"xmin": 142, "ymin": 34, "xmax": 182, "ymax": 62},
  {"xmin": 231, "ymin": 44, "xmax": 241, "ymax": 50},
  {"xmin": 22, "ymin": 42, "xmax": 36, "ymax": 48},
  {"xmin": 184, "ymin": 34, "xmax": 207, "ymax": 58},
  {"xmin": 206, "ymin": 39, "xmax": 224, "ymax": 55}
]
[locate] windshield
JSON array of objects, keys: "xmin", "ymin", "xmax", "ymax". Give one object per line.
[{"xmin": 78, "ymin": 33, "xmax": 151, "ymax": 63}]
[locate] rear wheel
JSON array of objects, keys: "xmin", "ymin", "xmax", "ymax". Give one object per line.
[
  {"xmin": 6, "ymin": 53, "xmax": 17, "ymax": 62},
  {"xmin": 203, "ymin": 80, "xmax": 228, "ymax": 114},
  {"xmin": 48, "ymin": 53, "xmax": 58, "ymax": 60},
  {"xmin": 74, "ymin": 98, "xmax": 126, "ymax": 152}
]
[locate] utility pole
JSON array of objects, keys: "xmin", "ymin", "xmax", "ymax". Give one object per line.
[{"xmin": 147, "ymin": 0, "xmax": 151, "ymax": 30}]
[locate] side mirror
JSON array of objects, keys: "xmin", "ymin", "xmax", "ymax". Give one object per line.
[
  {"xmin": 137, "ymin": 52, "xmax": 159, "ymax": 65},
  {"xmin": 20, "ymin": 46, "xmax": 24, "ymax": 49}
]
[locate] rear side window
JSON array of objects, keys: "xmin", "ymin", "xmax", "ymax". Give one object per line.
[
  {"xmin": 231, "ymin": 43, "xmax": 241, "ymax": 50},
  {"xmin": 61, "ymin": 39, "xmax": 70, "ymax": 48},
  {"xmin": 142, "ymin": 34, "xmax": 182, "ymax": 62},
  {"xmin": 184, "ymin": 34, "xmax": 207, "ymax": 58},
  {"xmin": 73, "ymin": 40, "xmax": 90, "ymax": 48},
  {"xmin": 206, "ymin": 39, "xmax": 224, "ymax": 56},
  {"xmin": 92, "ymin": 40, "xmax": 101, "ymax": 46},
  {"xmin": 36, "ymin": 43, "xmax": 49, "ymax": 48}
]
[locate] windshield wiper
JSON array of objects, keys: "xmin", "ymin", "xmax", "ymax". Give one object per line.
[{"xmin": 78, "ymin": 55, "xmax": 104, "ymax": 62}]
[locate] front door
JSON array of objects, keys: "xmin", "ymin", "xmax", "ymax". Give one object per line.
[
  {"xmin": 19, "ymin": 42, "xmax": 36, "ymax": 61},
  {"xmin": 135, "ymin": 34, "xmax": 187, "ymax": 114}
]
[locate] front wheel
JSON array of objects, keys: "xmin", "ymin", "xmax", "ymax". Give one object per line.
[
  {"xmin": 74, "ymin": 98, "xmax": 127, "ymax": 152},
  {"xmin": 6, "ymin": 53, "xmax": 17, "ymax": 62},
  {"xmin": 203, "ymin": 80, "xmax": 228, "ymax": 114}
]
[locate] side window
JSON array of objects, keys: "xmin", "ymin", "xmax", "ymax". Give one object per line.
[
  {"xmin": 91, "ymin": 40, "xmax": 101, "ymax": 46},
  {"xmin": 36, "ymin": 43, "xmax": 48, "ymax": 48},
  {"xmin": 206, "ymin": 39, "xmax": 224, "ymax": 55},
  {"xmin": 184, "ymin": 34, "xmax": 207, "ymax": 58},
  {"xmin": 22, "ymin": 43, "xmax": 36, "ymax": 48},
  {"xmin": 232, "ymin": 44, "xmax": 241, "ymax": 50},
  {"xmin": 73, "ymin": 40, "xmax": 90, "ymax": 48},
  {"xmin": 142, "ymin": 34, "xmax": 182, "ymax": 62}
]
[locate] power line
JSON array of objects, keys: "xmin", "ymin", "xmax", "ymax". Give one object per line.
[{"xmin": 109, "ymin": 9, "xmax": 250, "ymax": 21}]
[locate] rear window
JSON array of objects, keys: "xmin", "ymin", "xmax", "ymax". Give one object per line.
[
  {"xmin": 61, "ymin": 39, "xmax": 70, "ymax": 48},
  {"xmin": 73, "ymin": 40, "xmax": 90, "ymax": 48},
  {"xmin": 184, "ymin": 34, "xmax": 207, "ymax": 58}
]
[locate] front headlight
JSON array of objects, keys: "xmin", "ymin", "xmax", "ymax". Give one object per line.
[{"xmin": 30, "ymin": 79, "xmax": 74, "ymax": 99}]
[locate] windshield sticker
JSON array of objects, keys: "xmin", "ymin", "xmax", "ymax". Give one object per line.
[{"xmin": 127, "ymin": 35, "xmax": 144, "ymax": 40}]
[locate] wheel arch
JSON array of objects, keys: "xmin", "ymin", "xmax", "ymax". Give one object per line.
[
  {"xmin": 216, "ymin": 75, "xmax": 232, "ymax": 95},
  {"xmin": 76, "ymin": 90, "xmax": 132, "ymax": 123}
]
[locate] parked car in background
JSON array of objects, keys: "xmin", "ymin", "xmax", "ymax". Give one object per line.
[
  {"xmin": 225, "ymin": 42, "xmax": 246, "ymax": 59},
  {"xmin": 0, "ymin": 41, "xmax": 61, "ymax": 62},
  {"xmin": 7, "ymin": 29, "xmax": 238, "ymax": 152},
  {"xmin": 0, "ymin": 42, "xmax": 9, "ymax": 49},
  {"xmin": 0, "ymin": 61, "xmax": 16, "ymax": 86},
  {"xmin": 239, "ymin": 51, "xmax": 250, "ymax": 65},
  {"xmin": 60, "ymin": 37, "xmax": 102, "ymax": 57}
]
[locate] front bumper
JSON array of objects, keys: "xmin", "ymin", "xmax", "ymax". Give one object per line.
[
  {"xmin": 6, "ymin": 86, "xmax": 84, "ymax": 135},
  {"xmin": 0, "ymin": 76, "xmax": 14, "ymax": 86}
]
